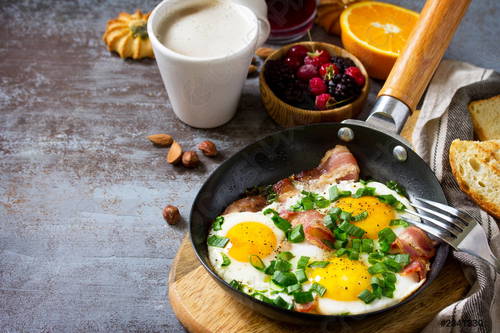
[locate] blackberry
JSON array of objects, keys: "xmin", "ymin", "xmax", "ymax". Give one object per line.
[
  {"xmin": 327, "ymin": 73, "xmax": 360, "ymax": 102},
  {"xmin": 265, "ymin": 60, "xmax": 308, "ymax": 105},
  {"xmin": 330, "ymin": 56, "xmax": 355, "ymax": 74}
]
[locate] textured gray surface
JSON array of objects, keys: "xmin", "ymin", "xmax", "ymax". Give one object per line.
[{"xmin": 0, "ymin": 0, "xmax": 498, "ymax": 332}]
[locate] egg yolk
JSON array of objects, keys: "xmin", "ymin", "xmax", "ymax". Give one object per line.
[
  {"xmin": 225, "ymin": 222, "xmax": 277, "ymax": 262},
  {"xmin": 335, "ymin": 196, "xmax": 395, "ymax": 239},
  {"xmin": 309, "ymin": 257, "xmax": 371, "ymax": 301}
]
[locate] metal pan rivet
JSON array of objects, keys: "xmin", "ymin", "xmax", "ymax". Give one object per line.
[
  {"xmin": 338, "ymin": 127, "xmax": 354, "ymax": 142},
  {"xmin": 393, "ymin": 145, "xmax": 407, "ymax": 162}
]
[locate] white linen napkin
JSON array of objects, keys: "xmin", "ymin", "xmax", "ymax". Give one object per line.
[{"xmin": 411, "ymin": 59, "xmax": 499, "ymax": 333}]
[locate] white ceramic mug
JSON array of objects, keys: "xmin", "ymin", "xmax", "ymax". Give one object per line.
[{"xmin": 148, "ymin": 0, "xmax": 270, "ymax": 128}]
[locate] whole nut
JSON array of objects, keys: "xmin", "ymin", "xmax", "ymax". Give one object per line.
[
  {"xmin": 167, "ymin": 141, "xmax": 183, "ymax": 164},
  {"xmin": 255, "ymin": 47, "xmax": 275, "ymax": 60},
  {"xmin": 248, "ymin": 64, "xmax": 258, "ymax": 76},
  {"xmin": 147, "ymin": 134, "xmax": 173, "ymax": 147},
  {"xmin": 182, "ymin": 151, "xmax": 200, "ymax": 168},
  {"xmin": 198, "ymin": 140, "xmax": 218, "ymax": 157},
  {"xmin": 163, "ymin": 205, "xmax": 180, "ymax": 225}
]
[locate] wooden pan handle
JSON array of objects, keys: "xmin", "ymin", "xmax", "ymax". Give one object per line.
[{"xmin": 378, "ymin": 0, "xmax": 471, "ymax": 111}]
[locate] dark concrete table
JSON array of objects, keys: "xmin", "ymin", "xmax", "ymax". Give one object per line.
[{"xmin": 1, "ymin": 0, "xmax": 498, "ymax": 332}]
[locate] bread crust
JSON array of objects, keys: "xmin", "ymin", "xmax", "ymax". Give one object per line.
[
  {"xmin": 449, "ymin": 140, "xmax": 500, "ymax": 218},
  {"xmin": 468, "ymin": 95, "xmax": 500, "ymax": 141}
]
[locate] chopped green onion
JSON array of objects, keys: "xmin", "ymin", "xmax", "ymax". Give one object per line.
[
  {"xmin": 229, "ymin": 280, "xmax": 243, "ymax": 291},
  {"xmin": 286, "ymin": 283, "xmax": 302, "ymax": 294},
  {"xmin": 390, "ymin": 253, "xmax": 410, "ymax": 266},
  {"xmin": 368, "ymin": 252, "xmax": 384, "ymax": 263},
  {"xmin": 212, "ymin": 216, "xmax": 224, "ymax": 231},
  {"xmin": 338, "ymin": 220, "xmax": 366, "ymax": 238},
  {"xmin": 379, "ymin": 240, "xmax": 390, "ymax": 253},
  {"xmin": 253, "ymin": 292, "xmax": 273, "ymax": 304},
  {"xmin": 249, "ymin": 255, "xmax": 266, "ymax": 271},
  {"xmin": 359, "ymin": 179, "xmax": 368, "ymax": 185},
  {"xmin": 273, "ymin": 296, "xmax": 293, "ymax": 310},
  {"xmin": 334, "ymin": 239, "xmax": 347, "ymax": 249},
  {"xmin": 264, "ymin": 260, "xmax": 276, "ymax": 275},
  {"xmin": 340, "ymin": 211, "xmax": 352, "ymax": 222},
  {"xmin": 287, "ymin": 224, "xmax": 305, "ymax": 243},
  {"xmin": 311, "ymin": 282, "xmax": 327, "ymax": 296},
  {"xmin": 329, "ymin": 186, "xmax": 352, "ymax": 201},
  {"xmin": 294, "ymin": 269, "xmax": 308, "ymax": 283},
  {"xmin": 352, "ymin": 187, "xmax": 376, "ymax": 198},
  {"xmin": 321, "ymin": 239, "xmax": 336, "ymax": 249},
  {"xmin": 383, "ymin": 258, "xmax": 403, "ymax": 272},
  {"xmin": 207, "ymin": 235, "xmax": 229, "ymax": 248},
  {"xmin": 358, "ymin": 289, "xmax": 376, "ymax": 304},
  {"xmin": 291, "ymin": 191, "xmax": 331, "ymax": 211},
  {"xmin": 297, "ymin": 256, "xmax": 310, "ymax": 269},
  {"xmin": 390, "ymin": 219, "xmax": 409, "ymax": 227},
  {"xmin": 272, "ymin": 271, "xmax": 298, "ymax": 287},
  {"xmin": 348, "ymin": 249, "xmax": 359, "ymax": 260},
  {"xmin": 263, "ymin": 208, "xmax": 292, "ymax": 231},
  {"xmin": 361, "ymin": 239, "xmax": 374, "ymax": 253},
  {"xmin": 220, "ymin": 253, "xmax": 231, "ymax": 267},
  {"xmin": 308, "ymin": 261, "xmax": 329, "ymax": 268},
  {"xmin": 334, "ymin": 228, "xmax": 348, "ymax": 241},
  {"xmin": 329, "ymin": 207, "xmax": 342, "ymax": 216},
  {"xmin": 351, "ymin": 238, "xmax": 361, "ymax": 251},
  {"xmin": 263, "ymin": 208, "xmax": 278, "ymax": 215},
  {"xmin": 368, "ymin": 262, "xmax": 386, "ymax": 275},
  {"xmin": 274, "ymin": 259, "xmax": 292, "ymax": 272},
  {"xmin": 277, "ymin": 251, "xmax": 295, "ymax": 261},
  {"xmin": 323, "ymin": 215, "xmax": 336, "ymax": 231},
  {"xmin": 293, "ymin": 291, "xmax": 314, "ymax": 304},
  {"xmin": 336, "ymin": 248, "xmax": 348, "ymax": 257},
  {"xmin": 376, "ymin": 194, "xmax": 406, "ymax": 211},
  {"xmin": 386, "ymin": 180, "xmax": 408, "ymax": 197},
  {"xmin": 383, "ymin": 272, "xmax": 397, "ymax": 284},
  {"xmin": 378, "ymin": 227, "xmax": 397, "ymax": 244},
  {"xmin": 352, "ymin": 211, "xmax": 368, "ymax": 222}
]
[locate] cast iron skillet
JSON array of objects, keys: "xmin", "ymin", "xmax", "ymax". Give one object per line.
[{"xmin": 189, "ymin": 0, "xmax": 471, "ymax": 325}]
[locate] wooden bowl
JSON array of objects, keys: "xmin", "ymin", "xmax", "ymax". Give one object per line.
[{"xmin": 259, "ymin": 41, "xmax": 370, "ymax": 128}]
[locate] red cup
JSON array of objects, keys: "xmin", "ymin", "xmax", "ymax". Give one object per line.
[{"xmin": 266, "ymin": 0, "xmax": 317, "ymax": 43}]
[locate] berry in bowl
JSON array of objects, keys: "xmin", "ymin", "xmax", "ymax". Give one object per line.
[{"xmin": 259, "ymin": 42, "xmax": 369, "ymax": 127}]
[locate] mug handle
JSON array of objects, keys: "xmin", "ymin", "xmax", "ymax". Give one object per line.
[{"xmin": 233, "ymin": 0, "xmax": 270, "ymax": 46}]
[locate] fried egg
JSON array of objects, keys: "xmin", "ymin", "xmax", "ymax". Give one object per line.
[{"xmin": 208, "ymin": 211, "xmax": 285, "ymax": 291}]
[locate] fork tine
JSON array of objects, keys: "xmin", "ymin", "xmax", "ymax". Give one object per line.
[
  {"xmin": 403, "ymin": 210, "xmax": 460, "ymax": 237},
  {"xmin": 415, "ymin": 198, "xmax": 475, "ymax": 226},
  {"xmin": 403, "ymin": 218, "xmax": 456, "ymax": 245},
  {"xmin": 409, "ymin": 203, "xmax": 466, "ymax": 229}
]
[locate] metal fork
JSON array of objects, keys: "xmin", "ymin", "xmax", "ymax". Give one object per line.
[{"xmin": 402, "ymin": 198, "xmax": 500, "ymax": 273}]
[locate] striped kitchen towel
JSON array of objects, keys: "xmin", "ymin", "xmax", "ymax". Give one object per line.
[{"xmin": 412, "ymin": 59, "xmax": 500, "ymax": 333}]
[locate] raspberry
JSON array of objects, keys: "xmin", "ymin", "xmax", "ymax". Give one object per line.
[
  {"xmin": 309, "ymin": 77, "xmax": 327, "ymax": 95},
  {"xmin": 344, "ymin": 66, "xmax": 366, "ymax": 86},
  {"xmin": 319, "ymin": 63, "xmax": 340, "ymax": 80},
  {"xmin": 315, "ymin": 93, "xmax": 332, "ymax": 110},
  {"xmin": 286, "ymin": 45, "xmax": 309, "ymax": 60},
  {"xmin": 304, "ymin": 49, "xmax": 330, "ymax": 67},
  {"xmin": 296, "ymin": 64, "xmax": 318, "ymax": 81}
]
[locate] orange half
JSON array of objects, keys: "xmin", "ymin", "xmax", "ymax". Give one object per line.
[{"xmin": 340, "ymin": 1, "xmax": 419, "ymax": 79}]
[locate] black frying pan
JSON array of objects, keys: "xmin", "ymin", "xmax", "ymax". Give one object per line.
[{"xmin": 189, "ymin": 0, "xmax": 471, "ymax": 325}]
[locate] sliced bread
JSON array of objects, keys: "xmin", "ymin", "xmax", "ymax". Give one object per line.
[
  {"xmin": 468, "ymin": 95, "xmax": 500, "ymax": 141},
  {"xmin": 449, "ymin": 139, "xmax": 500, "ymax": 218}
]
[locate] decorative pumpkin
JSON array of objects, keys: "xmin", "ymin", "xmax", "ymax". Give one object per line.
[
  {"xmin": 103, "ymin": 10, "xmax": 154, "ymax": 59},
  {"xmin": 316, "ymin": 0, "xmax": 362, "ymax": 36}
]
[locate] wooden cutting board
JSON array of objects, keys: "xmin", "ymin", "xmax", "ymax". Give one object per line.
[{"xmin": 168, "ymin": 111, "xmax": 471, "ymax": 332}]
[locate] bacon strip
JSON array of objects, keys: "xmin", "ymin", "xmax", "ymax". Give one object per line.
[
  {"xmin": 292, "ymin": 145, "xmax": 360, "ymax": 184},
  {"xmin": 281, "ymin": 210, "xmax": 334, "ymax": 250},
  {"xmin": 223, "ymin": 195, "xmax": 267, "ymax": 214},
  {"xmin": 391, "ymin": 226, "xmax": 437, "ymax": 281},
  {"xmin": 272, "ymin": 178, "xmax": 298, "ymax": 203}
]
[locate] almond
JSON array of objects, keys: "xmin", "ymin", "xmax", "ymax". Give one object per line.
[
  {"xmin": 248, "ymin": 65, "xmax": 258, "ymax": 76},
  {"xmin": 167, "ymin": 141, "xmax": 182, "ymax": 164},
  {"xmin": 255, "ymin": 47, "xmax": 275, "ymax": 59},
  {"xmin": 182, "ymin": 151, "xmax": 200, "ymax": 168},
  {"xmin": 148, "ymin": 134, "xmax": 173, "ymax": 147}
]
